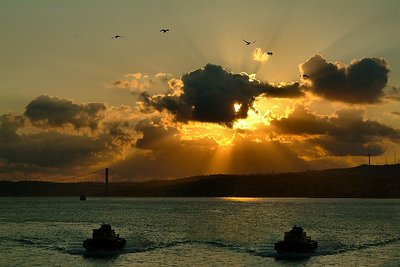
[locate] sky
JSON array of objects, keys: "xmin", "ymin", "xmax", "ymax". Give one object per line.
[{"xmin": 1, "ymin": 0, "xmax": 400, "ymax": 181}]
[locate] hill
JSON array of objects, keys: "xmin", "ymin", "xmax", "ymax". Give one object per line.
[{"xmin": 1, "ymin": 165, "xmax": 400, "ymax": 197}]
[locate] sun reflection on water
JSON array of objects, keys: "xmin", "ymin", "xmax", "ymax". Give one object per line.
[{"xmin": 220, "ymin": 197, "xmax": 269, "ymax": 202}]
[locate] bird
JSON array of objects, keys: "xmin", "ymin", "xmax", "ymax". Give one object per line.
[
  {"xmin": 110, "ymin": 35, "xmax": 125, "ymax": 39},
  {"xmin": 267, "ymin": 52, "xmax": 273, "ymax": 56},
  {"xmin": 302, "ymin": 74, "xmax": 310, "ymax": 79},
  {"xmin": 242, "ymin": 39, "xmax": 256, "ymax": 45},
  {"xmin": 160, "ymin": 28, "xmax": 170, "ymax": 33}
]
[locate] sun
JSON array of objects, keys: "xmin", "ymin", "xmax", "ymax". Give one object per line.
[{"xmin": 233, "ymin": 103, "xmax": 242, "ymax": 113}]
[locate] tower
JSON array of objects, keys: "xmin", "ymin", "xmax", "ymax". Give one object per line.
[{"xmin": 105, "ymin": 168, "xmax": 109, "ymax": 184}]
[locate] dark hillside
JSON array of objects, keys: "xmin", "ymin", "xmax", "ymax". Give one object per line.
[{"xmin": 1, "ymin": 165, "xmax": 400, "ymax": 197}]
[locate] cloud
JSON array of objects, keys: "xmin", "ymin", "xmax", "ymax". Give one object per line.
[
  {"xmin": 125, "ymin": 72, "xmax": 143, "ymax": 80},
  {"xmin": 0, "ymin": 96, "xmax": 140, "ymax": 180},
  {"xmin": 112, "ymin": 72, "xmax": 174, "ymax": 95},
  {"xmin": 269, "ymin": 106, "xmax": 330, "ymax": 135},
  {"xmin": 114, "ymin": 72, "xmax": 151, "ymax": 92},
  {"xmin": 103, "ymin": 115, "xmax": 311, "ymax": 180},
  {"xmin": 386, "ymin": 86, "xmax": 400, "ymax": 94},
  {"xmin": 167, "ymin": 78, "xmax": 184, "ymax": 95},
  {"xmin": 383, "ymin": 86, "xmax": 400, "ymax": 101},
  {"xmin": 0, "ymin": 131, "xmax": 114, "ymax": 167},
  {"xmin": 135, "ymin": 118, "xmax": 179, "ymax": 149},
  {"xmin": 389, "ymin": 111, "xmax": 400, "ymax": 117},
  {"xmin": 2, "ymin": 55, "xmax": 398, "ymax": 180},
  {"xmin": 252, "ymin": 48, "xmax": 270, "ymax": 63},
  {"xmin": 0, "ymin": 114, "xmax": 25, "ymax": 143},
  {"xmin": 155, "ymin": 73, "xmax": 171, "ymax": 81},
  {"xmin": 140, "ymin": 64, "xmax": 303, "ymax": 126},
  {"xmin": 300, "ymin": 55, "xmax": 390, "ymax": 103},
  {"xmin": 24, "ymin": 95, "xmax": 106, "ymax": 130},
  {"xmin": 0, "ymin": 114, "xmax": 120, "ymax": 169},
  {"xmin": 270, "ymin": 106, "xmax": 400, "ymax": 156},
  {"xmin": 112, "ymin": 128, "xmax": 309, "ymax": 180}
]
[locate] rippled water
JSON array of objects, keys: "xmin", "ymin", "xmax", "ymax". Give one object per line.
[{"xmin": 0, "ymin": 197, "xmax": 399, "ymax": 266}]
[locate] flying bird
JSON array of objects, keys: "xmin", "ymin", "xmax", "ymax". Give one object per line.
[
  {"xmin": 242, "ymin": 39, "xmax": 256, "ymax": 45},
  {"xmin": 267, "ymin": 52, "xmax": 273, "ymax": 56},
  {"xmin": 110, "ymin": 35, "xmax": 125, "ymax": 39},
  {"xmin": 302, "ymin": 74, "xmax": 310, "ymax": 79},
  {"xmin": 160, "ymin": 28, "xmax": 170, "ymax": 33}
]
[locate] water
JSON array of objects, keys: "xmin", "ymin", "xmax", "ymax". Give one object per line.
[{"xmin": 1, "ymin": 198, "xmax": 399, "ymax": 266}]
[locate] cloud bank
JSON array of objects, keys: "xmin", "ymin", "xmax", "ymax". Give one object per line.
[
  {"xmin": 300, "ymin": 55, "xmax": 390, "ymax": 103},
  {"xmin": 0, "ymin": 97, "xmax": 137, "ymax": 179},
  {"xmin": 1, "ymin": 54, "xmax": 398, "ymax": 180},
  {"xmin": 270, "ymin": 106, "xmax": 400, "ymax": 156}
]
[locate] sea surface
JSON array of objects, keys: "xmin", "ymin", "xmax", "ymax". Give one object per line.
[{"xmin": 0, "ymin": 197, "xmax": 399, "ymax": 267}]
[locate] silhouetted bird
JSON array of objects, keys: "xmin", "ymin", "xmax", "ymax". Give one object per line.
[
  {"xmin": 302, "ymin": 74, "xmax": 310, "ymax": 79},
  {"xmin": 267, "ymin": 52, "xmax": 273, "ymax": 56},
  {"xmin": 110, "ymin": 35, "xmax": 125, "ymax": 39},
  {"xmin": 242, "ymin": 39, "xmax": 256, "ymax": 45},
  {"xmin": 160, "ymin": 29, "xmax": 170, "ymax": 33}
]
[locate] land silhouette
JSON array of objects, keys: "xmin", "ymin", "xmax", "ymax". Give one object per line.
[{"xmin": 1, "ymin": 164, "xmax": 400, "ymax": 197}]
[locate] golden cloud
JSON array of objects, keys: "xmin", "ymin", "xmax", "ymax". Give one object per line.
[{"xmin": 252, "ymin": 48, "xmax": 270, "ymax": 64}]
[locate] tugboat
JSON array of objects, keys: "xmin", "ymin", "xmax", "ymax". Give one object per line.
[
  {"xmin": 274, "ymin": 226, "xmax": 318, "ymax": 254},
  {"xmin": 83, "ymin": 224, "xmax": 126, "ymax": 251}
]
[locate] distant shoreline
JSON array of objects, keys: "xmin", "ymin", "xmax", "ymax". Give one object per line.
[
  {"xmin": 1, "ymin": 196, "xmax": 400, "ymax": 199},
  {"xmin": 2, "ymin": 164, "xmax": 400, "ymax": 198}
]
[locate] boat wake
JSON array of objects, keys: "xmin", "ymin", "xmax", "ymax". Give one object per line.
[
  {"xmin": 197, "ymin": 235, "xmax": 400, "ymax": 259},
  {"xmin": 336, "ymin": 235, "xmax": 400, "ymax": 254},
  {"xmin": 255, "ymin": 235, "xmax": 400, "ymax": 258},
  {"xmin": 7, "ymin": 234, "xmax": 400, "ymax": 259},
  {"xmin": 4, "ymin": 236, "xmax": 62, "ymax": 247}
]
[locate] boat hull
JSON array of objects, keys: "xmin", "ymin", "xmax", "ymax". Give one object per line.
[
  {"xmin": 274, "ymin": 240, "xmax": 318, "ymax": 254},
  {"xmin": 83, "ymin": 238, "xmax": 126, "ymax": 251}
]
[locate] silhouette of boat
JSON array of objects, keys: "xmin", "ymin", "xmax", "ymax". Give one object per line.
[
  {"xmin": 79, "ymin": 194, "xmax": 86, "ymax": 201},
  {"xmin": 274, "ymin": 226, "xmax": 318, "ymax": 254},
  {"xmin": 83, "ymin": 224, "xmax": 126, "ymax": 251}
]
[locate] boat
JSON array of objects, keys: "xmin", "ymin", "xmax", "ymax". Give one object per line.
[
  {"xmin": 274, "ymin": 226, "xmax": 318, "ymax": 254},
  {"xmin": 79, "ymin": 194, "xmax": 86, "ymax": 201},
  {"xmin": 83, "ymin": 224, "xmax": 126, "ymax": 251}
]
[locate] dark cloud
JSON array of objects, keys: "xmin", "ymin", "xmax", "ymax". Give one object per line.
[
  {"xmin": 0, "ymin": 131, "xmax": 114, "ymax": 167},
  {"xmin": 135, "ymin": 118, "xmax": 179, "ymax": 149},
  {"xmin": 300, "ymin": 55, "xmax": 390, "ymax": 103},
  {"xmin": 0, "ymin": 114, "xmax": 126, "ymax": 169},
  {"xmin": 0, "ymin": 98, "xmax": 137, "ymax": 180},
  {"xmin": 105, "ymin": 121, "xmax": 133, "ymax": 147},
  {"xmin": 268, "ymin": 107, "xmax": 330, "ymax": 135},
  {"xmin": 140, "ymin": 64, "xmax": 303, "ymax": 126},
  {"xmin": 24, "ymin": 95, "xmax": 106, "ymax": 130},
  {"xmin": 309, "ymin": 136, "xmax": 385, "ymax": 156},
  {"xmin": 271, "ymin": 106, "xmax": 400, "ymax": 156},
  {"xmin": 0, "ymin": 114, "xmax": 25, "ymax": 143}
]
